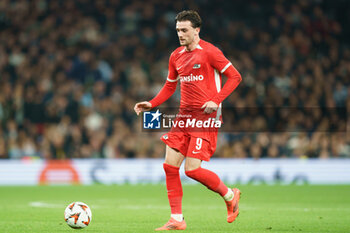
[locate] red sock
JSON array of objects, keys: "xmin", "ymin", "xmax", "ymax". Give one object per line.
[
  {"xmin": 185, "ymin": 167, "xmax": 228, "ymax": 197},
  {"xmin": 163, "ymin": 163, "xmax": 183, "ymax": 214}
]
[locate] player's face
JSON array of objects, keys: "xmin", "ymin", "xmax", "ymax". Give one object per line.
[{"xmin": 176, "ymin": 21, "xmax": 199, "ymax": 46}]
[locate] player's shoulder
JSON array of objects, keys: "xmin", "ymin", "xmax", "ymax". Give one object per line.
[
  {"xmin": 199, "ymin": 39, "xmax": 223, "ymax": 54},
  {"xmin": 170, "ymin": 46, "xmax": 186, "ymax": 58}
]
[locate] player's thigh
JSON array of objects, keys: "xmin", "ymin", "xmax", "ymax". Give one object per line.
[
  {"xmin": 165, "ymin": 145, "xmax": 185, "ymax": 167},
  {"xmin": 184, "ymin": 157, "xmax": 202, "ymax": 171}
]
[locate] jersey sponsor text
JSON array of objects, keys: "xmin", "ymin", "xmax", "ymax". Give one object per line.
[{"xmin": 180, "ymin": 74, "xmax": 204, "ymax": 82}]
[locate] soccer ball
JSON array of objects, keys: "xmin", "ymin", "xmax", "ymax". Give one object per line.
[{"xmin": 64, "ymin": 202, "xmax": 92, "ymax": 229}]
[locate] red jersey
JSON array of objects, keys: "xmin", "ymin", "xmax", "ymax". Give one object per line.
[
  {"xmin": 168, "ymin": 40, "xmax": 232, "ymax": 109},
  {"xmin": 150, "ymin": 39, "xmax": 241, "ymax": 117}
]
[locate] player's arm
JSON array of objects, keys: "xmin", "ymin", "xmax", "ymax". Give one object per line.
[
  {"xmin": 134, "ymin": 54, "xmax": 179, "ymax": 115},
  {"xmin": 209, "ymin": 47, "xmax": 242, "ymax": 105},
  {"xmin": 134, "ymin": 80, "xmax": 178, "ymax": 115},
  {"xmin": 202, "ymin": 48, "xmax": 241, "ymax": 114}
]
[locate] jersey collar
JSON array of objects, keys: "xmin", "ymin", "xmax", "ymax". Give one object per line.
[{"xmin": 179, "ymin": 40, "xmax": 203, "ymax": 53}]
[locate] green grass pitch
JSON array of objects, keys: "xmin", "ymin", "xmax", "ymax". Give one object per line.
[{"xmin": 0, "ymin": 185, "xmax": 349, "ymax": 232}]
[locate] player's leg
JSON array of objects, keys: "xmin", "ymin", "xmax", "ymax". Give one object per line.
[
  {"xmin": 155, "ymin": 145, "xmax": 187, "ymax": 231},
  {"xmin": 164, "ymin": 145, "xmax": 185, "ymax": 220},
  {"xmin": 184, "ymin": 156, "xmax": 232, "ymax": 200},
  {"xmin": 184, "ymin": 137, "xmax": 241, "ymax": 223},
  {"xmin": 164, "ymin": 145, "xmax": 185, "ymax": 167}
]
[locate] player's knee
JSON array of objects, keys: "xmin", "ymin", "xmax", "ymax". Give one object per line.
[{"xmin": 184, "ymin": 161, "xmax": 201, "ymax": 172}]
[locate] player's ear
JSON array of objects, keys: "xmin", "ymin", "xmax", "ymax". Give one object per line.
[{"xmin": 195, "ymin": 27, "xmax": 200, "ymax": 36}]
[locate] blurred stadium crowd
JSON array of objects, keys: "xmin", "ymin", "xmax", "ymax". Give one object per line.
[{"xmin": 0, "ymin": 0, "xmax": 349, "ymax": 159}]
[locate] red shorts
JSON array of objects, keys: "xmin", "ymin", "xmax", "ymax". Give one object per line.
[{"xmin": 160, "ymin": 130, "xmax": 218, "ymax": 161}]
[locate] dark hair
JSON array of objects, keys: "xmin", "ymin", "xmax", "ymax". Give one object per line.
[{"xmin": 175, "ymin": 10, "xmax": 202, "ymax": 28}]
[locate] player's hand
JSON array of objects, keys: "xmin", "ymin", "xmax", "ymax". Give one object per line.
[
  {"xmin": 201, "ymin": 101, "xmax": 218, "ymax": 114},
  {"xmin": 134, "ymin": 101, "xmax": 152, "ymax": 116}
]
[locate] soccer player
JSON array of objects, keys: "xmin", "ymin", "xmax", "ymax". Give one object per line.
[{"xmin": 134, "ymin": 10, "xmax": 242, "ymax": 231}]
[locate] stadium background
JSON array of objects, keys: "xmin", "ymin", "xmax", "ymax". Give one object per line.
[
  {"xmin": 0, "ymin": 1, "xmax": 350, "ymax": 232},
  {"xmin": 0, "ymin": 0, "xmax": 349, "ymax": 175}
]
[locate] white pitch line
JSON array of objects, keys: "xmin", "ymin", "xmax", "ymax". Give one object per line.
[
  {"xmin": 29, "ymin": 202, "xmax": 64, "ymax": 208},
  {"xmin": 29, "ymin": 201, "xmax": 100, "ymax": 209}
]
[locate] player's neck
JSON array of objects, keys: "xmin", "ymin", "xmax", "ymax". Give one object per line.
[{"xmin": 185, "ymin": 36, "xmax": 200, "ymax": 51}]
